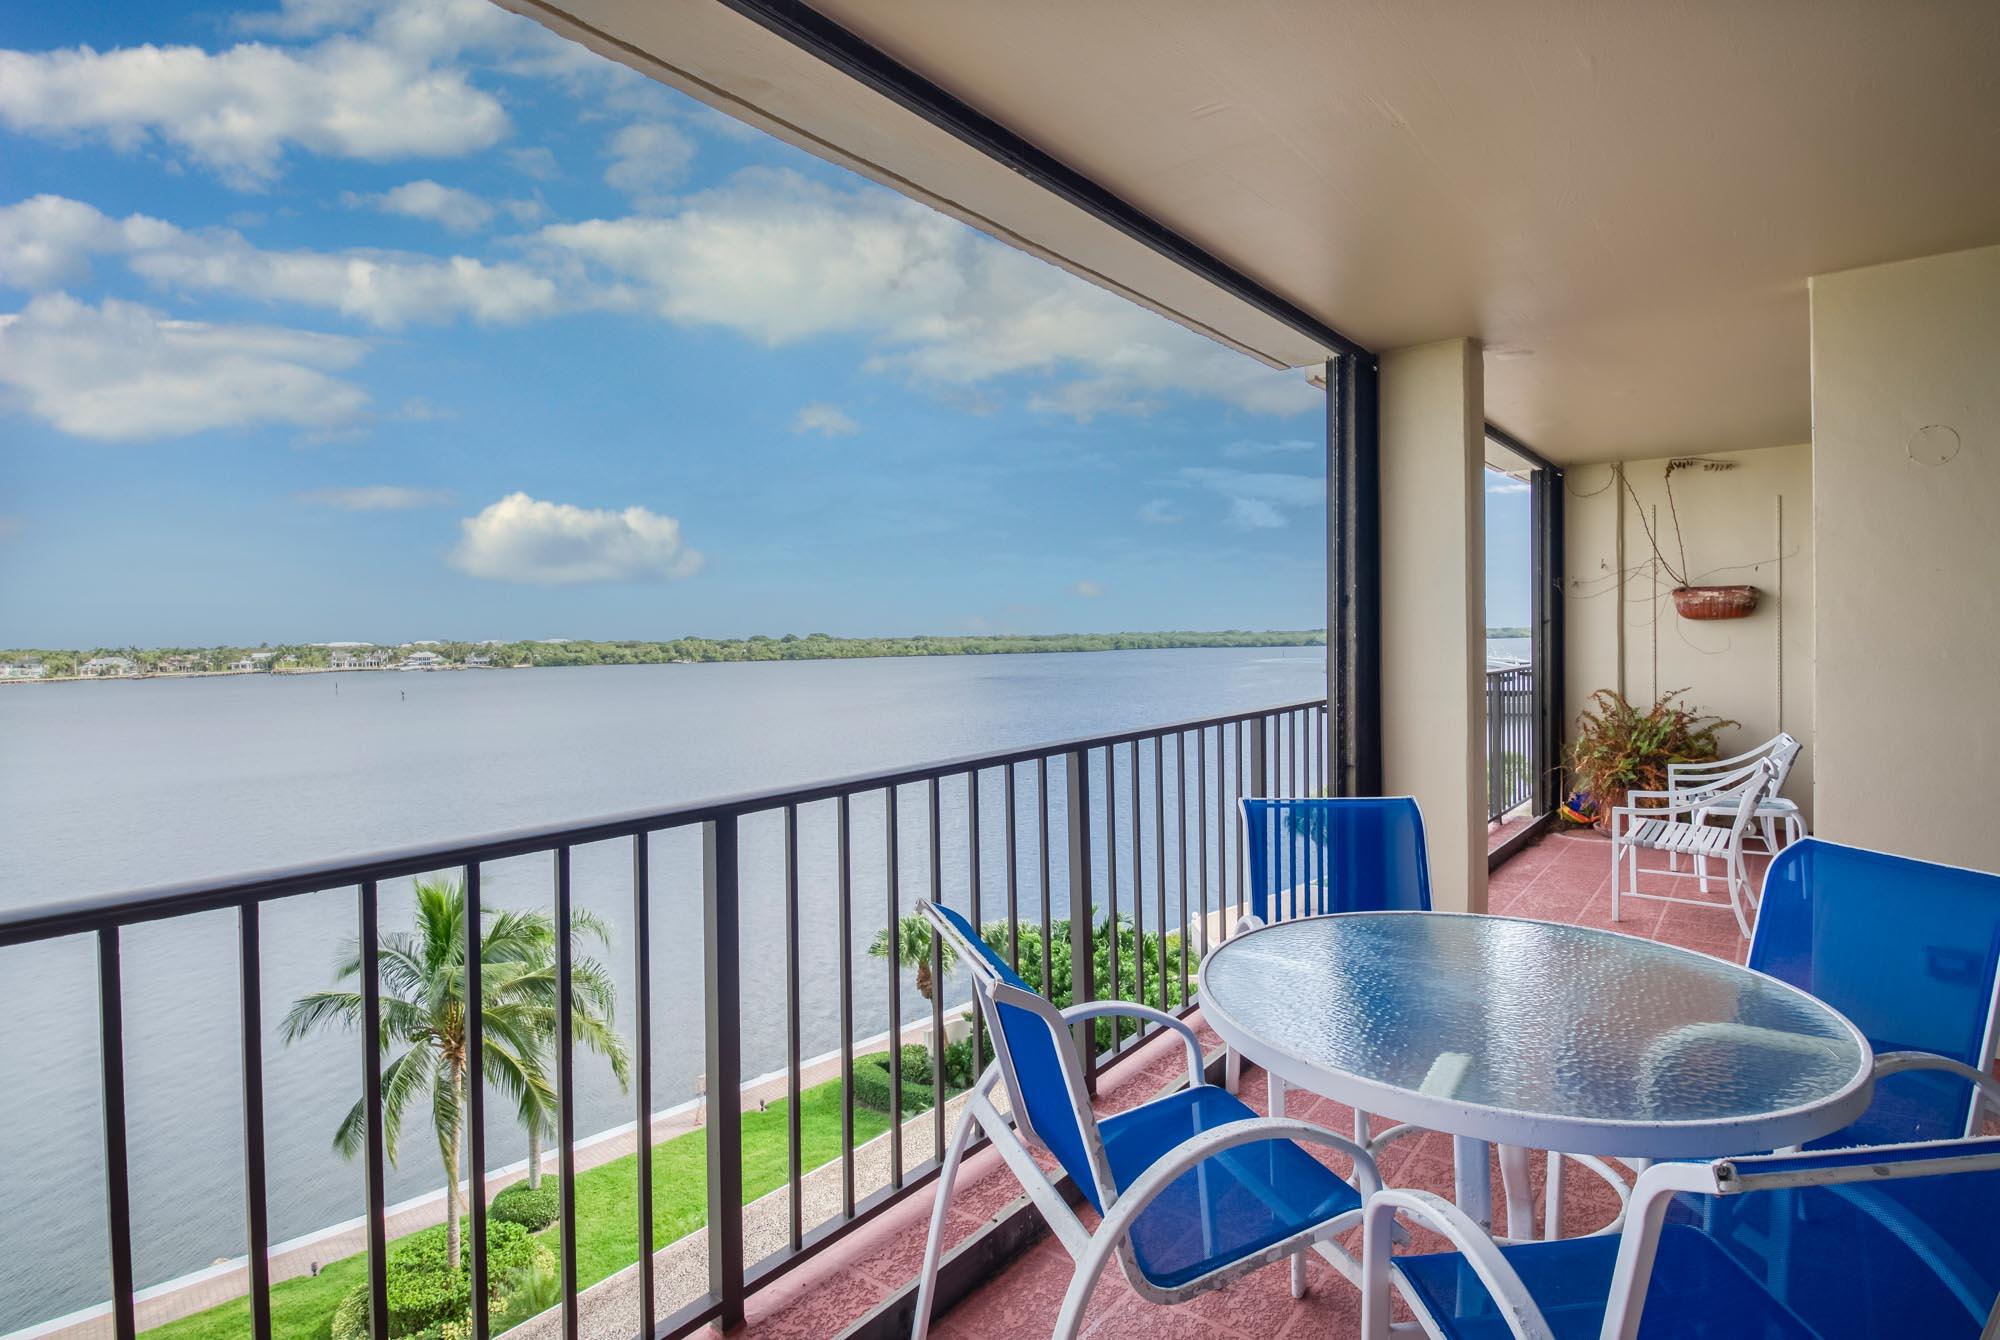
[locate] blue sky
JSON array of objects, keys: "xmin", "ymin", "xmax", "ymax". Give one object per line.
[{"xmin": 0, "ymin": 0, "xmax": 1530, "ymax": 647}]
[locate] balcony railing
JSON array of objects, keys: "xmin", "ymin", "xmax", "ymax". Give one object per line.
[
  {"xmin": 0, "ymin": 697, "xmax": 1327, "ymax": 1340},
  {"xmin": 1485, "ymin": 664, "xmax": 1535, "ymax": 822}
]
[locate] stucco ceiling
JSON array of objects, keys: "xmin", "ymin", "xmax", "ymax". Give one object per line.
[{"xmin": 497, "ymin": 0, "xmax": 2000, "ymax": 465}]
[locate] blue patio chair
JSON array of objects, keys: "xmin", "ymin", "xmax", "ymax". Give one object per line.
[
  {"xmin": 1750, "ymin": 836, "xmax": 2000, "ymax": 1146},
  {"xmin": 909, "ymin": 899, "xmax": 1384, "ymax": 1340},
  {"xmin": 1230, "ymin": 796, "xmax": 1431, "ymax": 1101},
  {"xmin": 1361, "ymin": 1137, "xmax": 2000, "ymax": 1340},
  {"xmin": 1238, "ymin": 795, "xmax": 1432, "ymax": 928}
]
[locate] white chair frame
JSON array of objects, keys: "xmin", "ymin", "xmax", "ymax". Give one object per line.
[
  {"xmin": 1667, "ymin": 731, "xmax": 1804, "ymax": 854},
  {"xmin": 1648, "ymin": 734, "xmax": 1805, "ymax": 892},
  {"xmin": 911, "ymin": 907, "xmax": 1384, "ymax": 1340},
  {"xmin": 1361, "ymin": 1139, "xmax": 2000, "ymax": 1340},
  {"xmin": 1610, "ymin": 759, "xmax": 1780, "ymax": 938}
]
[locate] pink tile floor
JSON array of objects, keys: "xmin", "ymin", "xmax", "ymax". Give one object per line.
[{"xmin": 722, "ymin": 827, "xmax": 1861, "ymax": 1339}]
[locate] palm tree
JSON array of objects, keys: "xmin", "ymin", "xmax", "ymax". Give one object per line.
[
  {"xmin": 507, "ymin": 913, "xmax": 630, "ymax": 1190},
  {"xmin": 868, "ymin": 913, "xmax": 957, "ymax": 1002},
  {"xmin": 283, "ymin": 876, "xmax": 624, "ymax": 1267}
]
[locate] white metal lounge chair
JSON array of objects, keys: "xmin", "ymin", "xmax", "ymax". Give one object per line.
[{"xmin": 1609, "ymin": 758, "xmax": 1780, "ymax": 938}]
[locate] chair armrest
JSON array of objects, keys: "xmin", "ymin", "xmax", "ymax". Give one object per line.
[
  {"xmin": 1101, "ymin": 1116, "xmax": 1382, "ymax": 1241},
  {"xmin": 1061, "ymin": 1000, "xmax": 1204, "ymax": 1085},
  {"xmin": 1360, "ymin": 1189, "xmax": 1556, "ymax": 1340},
  {"xmin": 1873, "ymin": 1051, "xmax": 2000, "ymax": 1107}
]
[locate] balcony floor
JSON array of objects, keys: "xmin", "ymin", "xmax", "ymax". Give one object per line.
[{"xmin": 734, "ymin": 826, "xmax": 1944, "ymax": 1339}]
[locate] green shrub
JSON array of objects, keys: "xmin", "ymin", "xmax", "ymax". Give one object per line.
[
  {"xmin": 490, "ymin": 1179, "xmax": 561, "ymax": 1231},
  {"xmin": 942, "ymin": 1032, "xmax": 995, "ymax": 1090},
  {"xmin": 899, "ymin": 1043, "xmax": 933, "ymax": 1088},
  {"xmin": 851, "ymin": 1050, "xmax": 938, "ymax": 1115},
  {"xmin": 328, "ymin": 1222, "xmax": 549, "ymax": 1340}
]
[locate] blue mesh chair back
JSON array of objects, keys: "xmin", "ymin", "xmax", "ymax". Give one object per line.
[
  {"xmin": 1750, "ymin": 838, "xmax": 2000, "ymax": 1144},
  {"xmin": 1398, "ymin": 1138, "xmax": 2000, "ymax": 1340},
  {"xmin": 1241, "ymin": 796, "xmax": 1431, "ymax": 925},
  {"xmin": 922, "ymin": 901, "xmax": 1103, "ymax": 1204}
]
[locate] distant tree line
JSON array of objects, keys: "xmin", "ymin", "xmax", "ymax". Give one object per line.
[{"xmin": 3, "ymin": 629, "xmax": 1327, "ymax": 677}]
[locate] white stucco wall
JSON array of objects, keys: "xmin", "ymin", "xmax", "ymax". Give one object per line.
[
  {"xmin": 1563, "ymin": 443, "xmax": 1815, "ymax": 821},
  {"xmin": 1809, "ymin": 243, "xmax": 2000, "ymax": 870},
  {"xmin": 1379, "ymin": 338, "xmax": 1487, "ymax": 912}
]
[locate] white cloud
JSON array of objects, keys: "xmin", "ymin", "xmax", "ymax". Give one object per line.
[
  {"xmin": 532, "ymin": 169, "xmax": 1320, "ymax": 419},
  {"xmin": 449, "ymin": 493, "xmax": 704, "ymax": 585},
  {"xmin": 792, "ymin": 402, "xmax": 858, "ymax": 437},
  {"xmin": 0, "ymin": 38, "xmax": 508, "ymax": 187},
  {"xmin": 1137, "ymin": 498, "xmax": 1183, "ymax": 525},
  {"xmin": 344, "ymin": 180, "xmax": 494, "ymax": 232},
  {"xmin": 1182, "ymin": 466, "xmax": 1323, "ymax": 530},
  {"xmin": 0, "ymin": 194, "xmax": 179, "ymax": 289},
  {"xmin": 604, "ymin": 122, "xmax": 696, "ymax": 205},
  {"xmin": 1487, "ymin": 474, "xmax": 1531, "ymax": 495},
  {"xmin": 1071, "ymin": 580, "xmax": 1104, "ymax": 599},
  {"xmin": 298, "ymin": 485, "xmax": 453, "ymax": 510},
  {"xmin": 0, "ymin": 195, "xmax": 564, "ymax": 327},
  {"xmin": 0, "ymin": 293, "xmax": 369, "ymax": 440},
  {"xmin": 1223, "ymin": 438, "xmax": 1316, "ymax": 459}
]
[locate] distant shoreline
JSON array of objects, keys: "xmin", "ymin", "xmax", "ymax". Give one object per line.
[
  {"xmin": 1, "ymin": 630, "xmax": 1338, "ymax": 685},
  {"xmin": 1, "ymin": 629, "xmax": 1532, "ymax": 686}
]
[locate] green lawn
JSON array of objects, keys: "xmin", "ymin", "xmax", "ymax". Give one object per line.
[{"xmin": 144, "ymin": 1078, "xmax": 891, "ymax": 1340}]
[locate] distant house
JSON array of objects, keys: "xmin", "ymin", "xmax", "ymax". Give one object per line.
[
  {"xmin": 403, "ymin": 650, "xmax": 445, "ymax": 669},
  {"xmin": 329, "ymin": 650, "xmax": 359, "ymax": 670},
  {"xmin": 81, "ymin": 656, "xmax": 137, "ymax": 677},
  {"xmin": 0, "ymin": 658, "xmax": 45, "ymax": 679},
  {"xmin": 465, "ymin": 654, "xmax": 492, "ymax": 667}
]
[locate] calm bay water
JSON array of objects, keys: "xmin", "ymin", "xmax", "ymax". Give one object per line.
[{"xmin": 0, "ymin": 648, "xmax": 1324, "ymax": 1329}]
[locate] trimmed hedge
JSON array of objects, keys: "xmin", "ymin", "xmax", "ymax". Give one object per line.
[
  {"xmin": 851, "ymin": 1045, "xmax": 941, "ymax": 1115},
  {"xmin": 490, "ymin": 1179, "xmax": 561, "ymax": 1231},
  {"xmin": 328, "ymin": 1221, "xmax": 548, "ymax": 1340}
]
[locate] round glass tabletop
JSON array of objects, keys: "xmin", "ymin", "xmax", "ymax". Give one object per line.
[{"xmin": 1200, "ymin": 912, "xmax": 1872, "ymax": 1157}]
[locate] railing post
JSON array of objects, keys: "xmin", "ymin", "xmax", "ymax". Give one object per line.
[
  {"xmin": 703, "ymin": 817, "xmax": 745, "ymax": 1330},
  {"xmin": 1064, "ymin": 748, "xmax": 1095, "ymax": 1090},
  {"xmin": 1249, "ymin": 713, "xmax": 1268, "ymax": 800}
]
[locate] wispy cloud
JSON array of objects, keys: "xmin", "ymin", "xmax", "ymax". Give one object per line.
[
  {"xmin": 603, "ymin": 122, "xmax": 696, "ymax": 206},
  {"xmin": 791, "ymin": 402, "xmax": 858, "ymax": 438},
  {"xmin": 1071, "ymin": 579, "xmax": 1104, "ymax": 598},
  {"xmin": 449, "ymin": 493, "xmax": 704, "ymax": 585},
  {"xmin": 1222, "ymin": 438, "xmax": 1316, "ymax": 459},
  {"xmin": 0, "ymin": 293, "xmax": 369, "ymax": 441},
  {"xmin": 1486, "ymin": 474, "xmax": 1531, "ymax": 495},
  {"xmin": 297, "ymin": 485, "xmax": 453, "ymax": 510},
  {"xmin": 0, "ymin": 28, "xmax": 508, "ymax": 188},
  {"xmin": 1137, "ymin": 498, "xmax": 1183, "ymax": 525},
  {"xmin": 1180, "ymin": 466, "xmax": 1322, "ymax": 530},
  {"xmin": 342, "ymin": 179, "xmax": 518, "ymax": 233}
]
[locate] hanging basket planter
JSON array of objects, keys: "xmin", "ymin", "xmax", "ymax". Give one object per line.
[{"xmin": 1672, "ymin": 584, "xmax": 1760, "ymax": 620}]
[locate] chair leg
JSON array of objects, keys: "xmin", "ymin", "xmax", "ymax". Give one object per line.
[
  {"xmin": 911, "ymin": 1105, "xmax": 981, "ymax": 1340},
  {"xmin": 1051, "ymin": 1236, "xmax": 1120, "ymax": 1340},
  {"xmin": 1498, "ymin": 1144, "xmax": 1534, "ymax": 1240},
  {"xmin": 1225, "ymin": 1045, "xmax": 1243, "ymax": 1095},
  {"xmin": 1543, "ymin": 1152, "xmax": 1565, "ymax": 1241},
  {"xmin": 1697, "ymin": 851, "xmax": 1711, "ymax": 895},
  {"xmin": 1728, "ymin": 853, "xmax": 1753, "ymax": 939},
  {"xmin": 1609, "ymin": 838, "xmax": 1623, "ymax": 921}
]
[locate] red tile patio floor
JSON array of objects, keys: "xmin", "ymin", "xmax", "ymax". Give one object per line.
[{"xmin": 723, "ymin": 827, "xmax": 1862, "ymax": 1339}]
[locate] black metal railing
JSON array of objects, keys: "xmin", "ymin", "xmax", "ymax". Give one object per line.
[
  {"xmin": 0, "ymin": 698, "xmax": 1328, "ymax": 1340},
  {"xmin": 1485, "ymin": 664, "xmax": 1535, "ymax": 822}
]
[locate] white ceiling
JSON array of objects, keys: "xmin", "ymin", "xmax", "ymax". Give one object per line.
[{"xmin": 498, "ymin": 0, "xmax": 2000, "ymax": 465}]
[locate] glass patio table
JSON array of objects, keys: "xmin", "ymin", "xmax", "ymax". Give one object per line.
[{"xmin": 1198, "ymin": 911, "xmax": 1873, "ymax": 1236}]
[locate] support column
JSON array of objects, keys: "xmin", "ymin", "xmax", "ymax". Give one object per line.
[{"xmin": 1378, "ymin": 338, "xmax": 1487, "ymax": 913}]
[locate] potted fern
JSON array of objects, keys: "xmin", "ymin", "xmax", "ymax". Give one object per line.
[{"xmin": 1568, "ymin": 689, "xmax": 1736, "ymax": 829}]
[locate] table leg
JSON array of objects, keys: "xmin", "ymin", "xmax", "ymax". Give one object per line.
[
  {"xmin": 1453, "ymin": 1136, "xmax": 1494, "ymax": 1233},
  {"xmin": 1497, "ymin": 1143, "xmax": 1534, "ymax": 1240}
]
